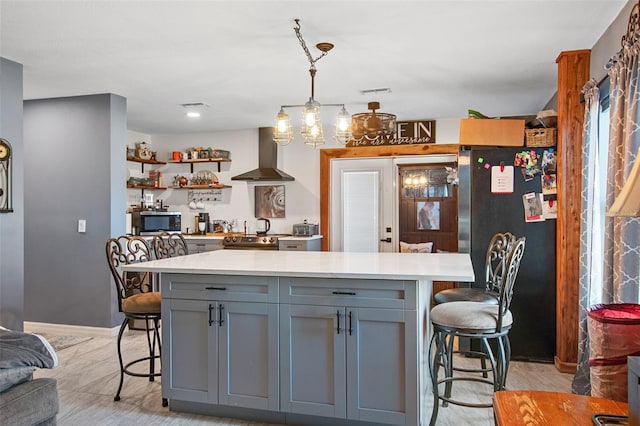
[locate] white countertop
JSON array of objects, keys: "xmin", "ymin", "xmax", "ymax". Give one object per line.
[
  {"xmin": 278, "ymin": 235, "xmax": 323, "ymax": 241},
  {"xmin": 182, "ymin": 234, "xmax": 226, "ymax": 240},
  {"xmin": 122, "ymin": 250, "xmax": 474, "ymax": 281},
  {"xmin": 180, "ymin": 235, "xmax": 322, "ymax": 241}
]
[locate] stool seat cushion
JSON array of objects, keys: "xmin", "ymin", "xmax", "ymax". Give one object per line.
[
  {"xmin": 434, "ymin": 288, "xmax": 499, "ymax": 304},
  {"xmin": 431, "ymin": 301, "xmax": 512, "ymax": 331},
  {"xmin": 122, "ymin": 292, "xmax": 161, "ymax": 314}
]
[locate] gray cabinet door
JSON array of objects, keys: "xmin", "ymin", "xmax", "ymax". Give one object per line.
[
  {"xmin": 218, "ymin": 301, "xmax": 279, "ymax": 411},
  {"xmin": 346, "ymin": 308, "xmax": 417, "ymax": 425},
  {"xmin": 280, "ymin": 304, "xmax": 346, "ymax": 418},
  {"xmin": 163, "ymin": 298, "xmax": 218, "ymax": 403}
]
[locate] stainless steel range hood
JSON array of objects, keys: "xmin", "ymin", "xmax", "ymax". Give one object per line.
[{"xmin": 231, "ymin": 127, "xmax": 294, "ymax": 181}]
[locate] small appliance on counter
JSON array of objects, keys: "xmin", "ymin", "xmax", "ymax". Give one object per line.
[
  {"xmin": 256, "ymin": 217, "xmax": 271, "ymax": 235},
  {"xmin": 131, "ymin": 210, "xmax": 181, "ymax": 235},
  {"xmin": 293, "ymin": 222, "xmax": 319, "ymax": 236},
  {"xmin": 197, "ymin": 212, "xmax": 210, "ymax": 235}
]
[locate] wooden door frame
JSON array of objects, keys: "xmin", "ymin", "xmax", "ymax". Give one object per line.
[{"xmin": 319, "ymin": 144, "xmax": 460, "ymax": 251}]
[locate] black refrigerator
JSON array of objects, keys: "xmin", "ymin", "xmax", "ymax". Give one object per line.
[{"xmin": 458, "ymin": 146, "xmax": 556, "ymax": 362}]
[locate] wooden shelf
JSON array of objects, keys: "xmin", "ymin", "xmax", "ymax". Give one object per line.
[
  {"xmin": 127, "ymin": 184, "xmax": 167, "ymax": 190},
  {"xmin": 127, "ymin": 156, "xmax": 166, "ymax": 165},
  {"xmin": 169, "ymin": 184, "xmax": 231, "ymax": 189},
  {"xmin": 167, "ymin": 158, "xmax": 230, "ymax": 173}
]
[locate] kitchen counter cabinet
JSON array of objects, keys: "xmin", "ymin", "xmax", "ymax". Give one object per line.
[
  {"xmin": 163, "ymin": 274, "xmax": 279, "ymax": 410},
  {"xmin": 124, "ymin": 251, "xmax": 474, "ymax": 426},
  {"xmin": 278, "ymin": 235, "xmax": 322, "ymax": 251},
  {"xmin": 183, "ymin": 236, "xmax": 224, "ymax": 253},
  {"xmin": 279, "ymin": 277, "xmax": 416, "ymax": 424}
]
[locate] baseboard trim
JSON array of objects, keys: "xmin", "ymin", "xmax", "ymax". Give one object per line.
[
  {"xmin": 24, "ymin": 321, "xmax": 120, "ymax": 337},
  {"xmin": 554, "ymin": 356, "xmax": 577, "ymax": 373}
]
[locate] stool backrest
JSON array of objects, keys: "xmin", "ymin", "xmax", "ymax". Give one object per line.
[
  {"xmin": 152, "ymin": 232, "xmax": 189, "ymax": 259},
  {"xmin": 106, "ymin": 235, "xmax": 154, "ymax": 313},
  {"xmin": 484, "ymin": 232, "xmax": 518, "ymax": 293},
  {"xmin": 496, "ymin": 236, "xmax": 526, "ymax": 331}
]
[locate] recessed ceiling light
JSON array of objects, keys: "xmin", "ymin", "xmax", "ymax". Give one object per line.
[
  {"xmin": 359, "ymin": 88, "xmax": 392, "ymax": 95},
  {"xmin": 180, "ymin": 102, "xmax": 209, "ymax": 119}
]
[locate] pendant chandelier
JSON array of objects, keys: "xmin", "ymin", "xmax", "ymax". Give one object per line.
[{"xmin": 273, "ymin": 19, "xmax": 351, "ymax": 148}]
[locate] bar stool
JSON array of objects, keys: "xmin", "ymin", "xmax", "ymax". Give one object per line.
[
  {"xmin": 429, "ymin": 237, "xmax": 526, "ymax": 425},
  {"xmin": 433, "ymin": 232, "xmax": 518, "ymax": 378},
  {"xmin": 106, "ymin": 235, "xmax": 166, "ymax": 406},
  {"xmin": 434, "ymin": 232, "xmax": 517, "ymax": 304},
  {"xmin": 151, "ymin": 231, "xmax": 189, "ymax": 259}
]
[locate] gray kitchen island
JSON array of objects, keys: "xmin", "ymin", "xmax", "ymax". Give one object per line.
[{"xmin": 123, "ymin": 250, "xmax": 474, "ymax": 426}]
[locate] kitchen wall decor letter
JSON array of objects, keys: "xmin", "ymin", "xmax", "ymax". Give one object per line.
[
  {"xmin": 0, "ymin": 138, "xmax": 13, "ymax": 213},
  {"xmin": 255, "ymin": 185, "xmax": 285, "ymax": 218}
]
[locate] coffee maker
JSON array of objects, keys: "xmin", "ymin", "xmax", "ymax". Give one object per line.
[{"xmin": 197, "ymin": 212, "xmax": 210, "ymax": 235}]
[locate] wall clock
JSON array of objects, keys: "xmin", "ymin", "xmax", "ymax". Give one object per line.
[{"xmin": 0, "ymin": 138, "xmax": 13, "ymax": 213}]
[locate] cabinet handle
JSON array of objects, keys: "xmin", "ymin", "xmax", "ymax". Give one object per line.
[
  {"xmin": 205, "ymin": 287, "xmax": 227, "ymax": 291},
  {"xmin": 348, "ymin": 311, "xmax": 353, "ymax": 335},
  {"xmin": 219, "ymin": 304, "xmax": 224, "ymax": 327},
  {"xmin": 332, "ymin": 291, "xmax": 356, "ymax": 296},
  {"xmin": 336, "ymin": 310, "xmax": 341, "ymax": 335},
  {"xmin": 208, "ymin": 304, "xmax": 215, "ymax": 326}
]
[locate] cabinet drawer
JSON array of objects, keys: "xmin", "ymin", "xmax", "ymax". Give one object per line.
[
  {"xmin": 187, "ymin": 240, "xmax": 223, "ymax": 253},
  {"xmin": 278, "ymin": 240, "xmax": 306, "ymax": 251},
  {"xmin": 278, "ymin": 239, "xmax": 321, "ymax": 251},
  {"xmin": 279, "ymin": 277, "xmax": 415, "ymax": 309},
  {"xmin": 162, "ymin": 273, "xmax": 278, "ymax": 303}
]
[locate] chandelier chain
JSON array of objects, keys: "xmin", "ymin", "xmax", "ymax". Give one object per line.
[{"xmin": 294, "ymin": 19, "xmax": 328, "ymax": 68}]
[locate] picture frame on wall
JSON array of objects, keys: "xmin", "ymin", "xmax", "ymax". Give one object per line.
[
  {"xmin": 417, "ymin": 201, "xmax": 440, "ymax": 230},
  {"xmin": 255, "ymin": 185, "xmax": 285, "ymax": 218}
]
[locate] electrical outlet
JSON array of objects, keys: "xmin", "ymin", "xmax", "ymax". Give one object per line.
[{"xmin": 78, "ymin": 219, "xmax": 86, "ymax": 233}]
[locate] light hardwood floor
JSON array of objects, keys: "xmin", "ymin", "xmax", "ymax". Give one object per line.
[{"xmin": 34, "ymin": 330, "xmax": 573, "ymax": 425}]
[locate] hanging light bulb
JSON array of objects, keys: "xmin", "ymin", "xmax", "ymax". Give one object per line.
[
  {"xmin": 301, "ymin": 99, "xmax": 324, "ymax": 146},
  {"xmin": 273, "ymin": 108, "xmax": 294, "ymax": 145},
  {"xmin": 419, "ymin": 174, "xmax": 428, "ymax": 185},
  {"xmin": 404, "ymin": 175, "xmax": 413, "ymax": 187},
  {"xmin": 334, "ymin": 106, "xmax": 352, "ymax": 145}
]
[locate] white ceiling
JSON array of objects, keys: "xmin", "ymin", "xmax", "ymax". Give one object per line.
[{"xmin": 0, "ymin": 1, "xmax": 628, "ymax": 135}]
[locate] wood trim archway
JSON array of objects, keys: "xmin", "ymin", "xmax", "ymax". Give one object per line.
[{"xmin": 319, "ymin": 143, "xmax": 460, "ymax": 251}]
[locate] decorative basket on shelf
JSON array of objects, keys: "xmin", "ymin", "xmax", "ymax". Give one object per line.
[{"xmin": 525, "ymin": 128, "xmax": 556, "ymax": 147}]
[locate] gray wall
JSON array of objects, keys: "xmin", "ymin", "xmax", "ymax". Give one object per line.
[
  {"xmin": 24, "ymin": 94, "xmax": 127, "ymax": 328},
  {"xmin": 591, "ymin": 0, "xmax": 636, "ymax": 82},
  {"xmin": 0, "ymin": 58, "xmax": 25, "ymax": 331}
]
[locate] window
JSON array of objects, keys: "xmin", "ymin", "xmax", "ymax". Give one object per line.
[{"xmin": 588, "ymin": 78, "xmax": 610, "ymax": 304}]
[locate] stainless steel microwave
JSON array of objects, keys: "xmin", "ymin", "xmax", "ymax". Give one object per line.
[{"xmin": 131, "ymin": 211, "xmax": 181, "ymax": 235}]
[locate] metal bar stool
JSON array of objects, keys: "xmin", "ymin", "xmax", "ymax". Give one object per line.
[
  {"xmin": 433, "ymin": 232, "xmax": 518, "ymax": 378},
  {"xmin": 106, "ymin": 235, "xmax": 166, "ymax": 406},
  {"xmin": 429, "ymin": 237, "xmax": 526, "ymax": 425},
  {"xmin": 151, "ymin": 231, "xmax": 189, "ymax": 259}
]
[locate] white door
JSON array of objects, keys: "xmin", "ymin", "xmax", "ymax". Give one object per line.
[{"xmin": 330, "ymin": 158, "xmax": 395, "ymax": 252}]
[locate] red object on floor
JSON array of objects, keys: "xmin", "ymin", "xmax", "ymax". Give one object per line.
[{"xmin": 588, "ymin": 303, "xmax": 640, "ymax": 401}]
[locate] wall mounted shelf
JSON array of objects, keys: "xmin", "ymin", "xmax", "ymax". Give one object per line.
[
  {"xmin": 167, "ymin": 158, "xmax": 231, "ymax": 173},
  {"xmin": 127, "ymin": 184, "xmax": 167, "ymax": 190}
]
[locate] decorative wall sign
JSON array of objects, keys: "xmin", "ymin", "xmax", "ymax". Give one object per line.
[
  {"xmin": 0, "ymin": 138, "xmax": 13, "ymax": 213},
  {"xmin": 255, "ymin": 185, "xmax": 285, "ymax": 218},
  {"xmin": 347, "ymin": 119, "xmax": 436, "ymax": 147}
]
